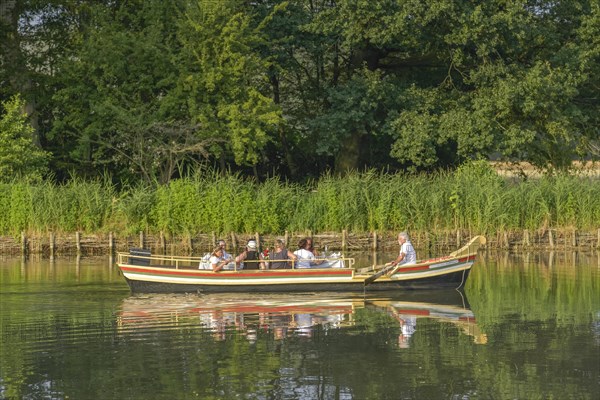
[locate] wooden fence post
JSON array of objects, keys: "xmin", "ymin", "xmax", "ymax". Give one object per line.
[
  {"xmin": 284, "ymin": 230, "xmax": 289, "ymax": 247},
  {"xmin": 372, "ymin": 231, "xmax": 378, "ymax": 250},
  {"xmin": 230, "ymin": 232, "xmax": 237, "ymax": 251},
  {"xmin": 49, "ymin": 232, "xmax": 55, "ymax": 260},
  {"xmin": 342, "ymin": 230, "xmax": 347, "ymax": 251},
  {"xmin": 75, "ymin": 231, "xmax": 81, "ymax": 255},
  {"xmin": 108, "ymin": 232, "xmax": 114, "ymax": 255},
  {"xmin": 572, "ymin": 228, "xmax": 577, "ymax": 247},
  {"xmin": 523, "ymin": 229, "xmax": 529, "ymax": 247},
  {"xmin": 21, "ymin": 231, "xmax": 27, "ymax": 256},
  {"xmin": 158, "ymin": 231, "xmax": 164, "ymax": 254},
  {"xmin": 211, "ymin": 232, "xmax": 216, "ymax": 248},
  {"xmin": 255, "ymin": 232, "xmax": 260, "ymax": 249},
  {"xmin": 139, "ymin": 231, "xmax": 145, "ymax": 249},
  {"xmin": 548, "ymin": 229, "xmax": 554, "ymax": 248},
  {"xmin": 372, "ymin": 249, "xmax": 378, "ymax": 269}
]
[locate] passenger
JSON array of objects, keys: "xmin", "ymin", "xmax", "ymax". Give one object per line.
[
  {"xmin": 235, "ymin": 239, "xmax": 264, "ymax": 270},
  {"xmin": 386, "ymin": 232, "xmax": 417, "ymax": 267},
  {"xmin": 268, "ymin": 239, "xmax": 297, "ymax": 269},
  {"xmin": 210, "ymin": 247, "xmax": 230, "ymax": 272},
  {"xmin": 217, "ymin": 239, "xmax": 233, "ymax": 261},
  {"xmin": 306, "ymin": 237, "xmax": 319, "ymax": 256},
  {"xmin": 293, "ymin": 238, "xmax": 323, "ymax": 268}
]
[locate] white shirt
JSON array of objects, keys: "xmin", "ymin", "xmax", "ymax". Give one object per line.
[
  {"xmin": 399, "ymin": 241, "xmax": 417, "ymax": 265},
  {"xmin": 293, "ymin": 249, "xmax": 315, "ymax": 268},
  {"xmin": 222, "ymin": 250, "xmax": 232, "ymax": 260},
  {"xmin": 209, "ymin": 255, "xmax": 225, "ymax": 268}
]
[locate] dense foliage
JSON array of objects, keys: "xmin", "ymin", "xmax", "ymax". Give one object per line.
[
  {"xmin": 1, "ymin": 163, "xmax": 599, "ymax": 236},
  {"xmin": 1, "ymin": 0, "xmax": 598, "ymax": 183},
  {"xmin": 0, "ymin": 95, "xmax": 49, "ymax": 182}
]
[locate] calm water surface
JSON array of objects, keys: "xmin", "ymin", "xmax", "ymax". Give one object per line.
[{"xmin": 1, "ymin": 252, "xmax": 599, "ymax": 399}]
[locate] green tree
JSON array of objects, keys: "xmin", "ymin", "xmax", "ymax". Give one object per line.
[
  {"xmin": 178, "ymin": 0, "xmax": 283, "ymax": 176},
  {"xmin": 0, "ymin": 94, "xmax": 49, "ymax": 182},
  {"xmin": 2, "ymin": 0, "xmax": 598, "ymax": 182},
  {"xmin": 50, "ymin": 0, "xmax": 211, "ymax": 184},
  {"xmin": 383, "ymin": 0, "xmax": 599, "ymax": 170}
]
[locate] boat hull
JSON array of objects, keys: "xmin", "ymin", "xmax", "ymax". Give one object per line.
[
  {"xmin": 117, "ymin": 236, "xmax": 484, "ymax": 294},
  {"xmin": 121, "ymin": 265, "xmax": 471, "ymax": 293}
]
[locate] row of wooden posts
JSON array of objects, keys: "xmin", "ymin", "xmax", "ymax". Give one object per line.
[
  {"xmin": 19, "ymin": 229, "xmax": 361, "ymax": 258},
  {"xmin": 13, "ymin": 228, "xmax": 600, "ymax": 257}
]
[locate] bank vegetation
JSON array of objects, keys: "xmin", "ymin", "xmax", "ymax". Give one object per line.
[{"xmin": 1, "ymin": 163, "xmax": 599, "ymax": 244}]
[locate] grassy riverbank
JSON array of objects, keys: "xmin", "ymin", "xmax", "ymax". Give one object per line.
[{"xmin": 1, "ymin": 162, "xmax": 599, "ymax": 237}]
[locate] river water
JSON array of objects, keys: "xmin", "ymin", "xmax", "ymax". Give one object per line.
[{"xmin": 1, "ymin": 251, "xmax": 599, "ymax": 399}]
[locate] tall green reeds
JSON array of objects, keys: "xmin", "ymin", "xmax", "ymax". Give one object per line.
[{"xmin": 1, "ymin": 162, "xmax": 599, "ymax": 237}]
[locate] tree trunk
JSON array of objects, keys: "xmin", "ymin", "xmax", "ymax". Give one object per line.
[
  {"xmin": 269, "ymin": 72, "xmax": 297, "ymax": 176},
  {"xmin": 333, "ymin": 43, "xmax": 382, "ymax": 174},
  {"xmin": 334, "ymin": 131, "xmax": 361, "ymax": 173}
]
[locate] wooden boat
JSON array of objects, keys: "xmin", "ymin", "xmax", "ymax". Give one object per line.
[{"xmin": 116, "ymin": 236, "xmax": 486, "ymax": 293}]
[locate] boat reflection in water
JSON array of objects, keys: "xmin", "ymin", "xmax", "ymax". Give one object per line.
[
  {"xmin": 367, "ymin": 293, "xmax": 488, "ymax": 347},
  {"xmin": 116, "ymin": 290, "xmax": 486, "ymax": 346}
]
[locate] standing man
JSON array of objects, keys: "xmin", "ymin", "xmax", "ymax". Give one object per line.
[{"xmin": 387, "ymin": 232, "xmax": 417, "ymax": 267}]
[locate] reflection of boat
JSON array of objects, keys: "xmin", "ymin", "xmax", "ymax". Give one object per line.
[
  {"xmin": 367, "ymin": 291, "xmax": 487, "ymax": 346},
  {"xmin": 116, "ymin": 236, "xmax": 486, "ymax": 293},
  {"xmin": 116, "ymin": 290, "xmax": 486, "ymax": 344}
]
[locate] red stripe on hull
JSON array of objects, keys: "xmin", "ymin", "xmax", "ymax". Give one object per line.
[
  {"xmin": 395, "ymin": 309, "xmax": 431, "ymax": 316},
  {"xmin": 396, "ymin": 265, "xmax": 429, "ymax": 273}
]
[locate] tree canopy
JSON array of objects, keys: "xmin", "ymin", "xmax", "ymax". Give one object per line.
[
  {"xmin": 1, "ymin": 0, "xmax": 598, "ymax": 183},
  {"xmin": 0, "ymin": 94, "xmax": 49, "ymax": 182}
]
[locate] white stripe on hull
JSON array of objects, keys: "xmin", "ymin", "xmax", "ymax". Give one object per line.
[
  {"xmin": 123, "ymin": 272, "xmax": 357, "ymax": 286},
  {"xmin": 390, "ymin": 262, "xmax": 472, "ymax": 281}
]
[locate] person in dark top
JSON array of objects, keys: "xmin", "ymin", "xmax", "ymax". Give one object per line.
[
  {"xmin": 306, "ymin": 237, "xmax": 319, "ymax": 256},
  {"xmin": 235, "ymin": 239, "xmax": 264, "ymax": 269},
  {"xmin": 267, "ymin": 239, "xmax": 297, "ymax": 269}
]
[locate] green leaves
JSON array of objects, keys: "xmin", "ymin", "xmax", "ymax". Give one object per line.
[
  {"xmin": 0, "ymin": 95, "xmax": 49, "ymax": 183},
  {"xmin": 3, "ymin": 0, "xmax": 598, "ymax": 180},
  {"xmin": 180, "ymin": 1, "xmax": 283, "ymax": 168}
]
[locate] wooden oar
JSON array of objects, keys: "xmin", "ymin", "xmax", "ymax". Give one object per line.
[
  {"xmin": 363, "ymin": 263, "xmax": 396, "ymax": 286},
  {"xmin": 356, "ymin": 264, "xmax": 387, "ymax": 274}
]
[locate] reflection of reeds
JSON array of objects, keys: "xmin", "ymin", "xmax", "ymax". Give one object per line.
[
  {"xmin": 1, "ymin": 163, "xmax": 599, "ymax": 237},
  {"xmin": 467, "ymin": 251, "xmax": 600, "ymax": 328}
]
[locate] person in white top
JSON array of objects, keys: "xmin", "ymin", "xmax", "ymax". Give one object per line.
[
  {"xmin": 217, "ymin": 239, "xmax": 232, "ymax": 260},
  {"xmin": 293, "ymin": 238, "xmax": 323, "ymax": 268},
  {"xmin": 386, "ymin": 232, "xmax": 417, "ymax": 267},
  {"xmin": 209, "ymin": 247, "xmax": 230, "ymax": 272}
]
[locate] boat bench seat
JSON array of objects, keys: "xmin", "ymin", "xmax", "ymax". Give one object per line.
[{"xmin": 129, "ymin": 248, "xmax": 151, "ymax": 266}]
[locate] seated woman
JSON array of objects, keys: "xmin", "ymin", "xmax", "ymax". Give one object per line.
[
  {"xmin": 267, "ymin": 239, "xmax": 297, "ymax": 269},
  {"xmin": 306, "ymin": 237, "xmax": 319, "ymax": 257},
  {"xmin": 293, "ymin": 238, "xmax": 323, "ymax": 268},
  {"xmin": 210, "ymin": 247, "xmax": 231, "ymax": 272},
  {"xmin": 235, "ymin": 239, "xmax": 264, "ymax": 270},
  {"xmin": 217, "ymin": 239, "xmax": 233, "ymax": 261}
]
